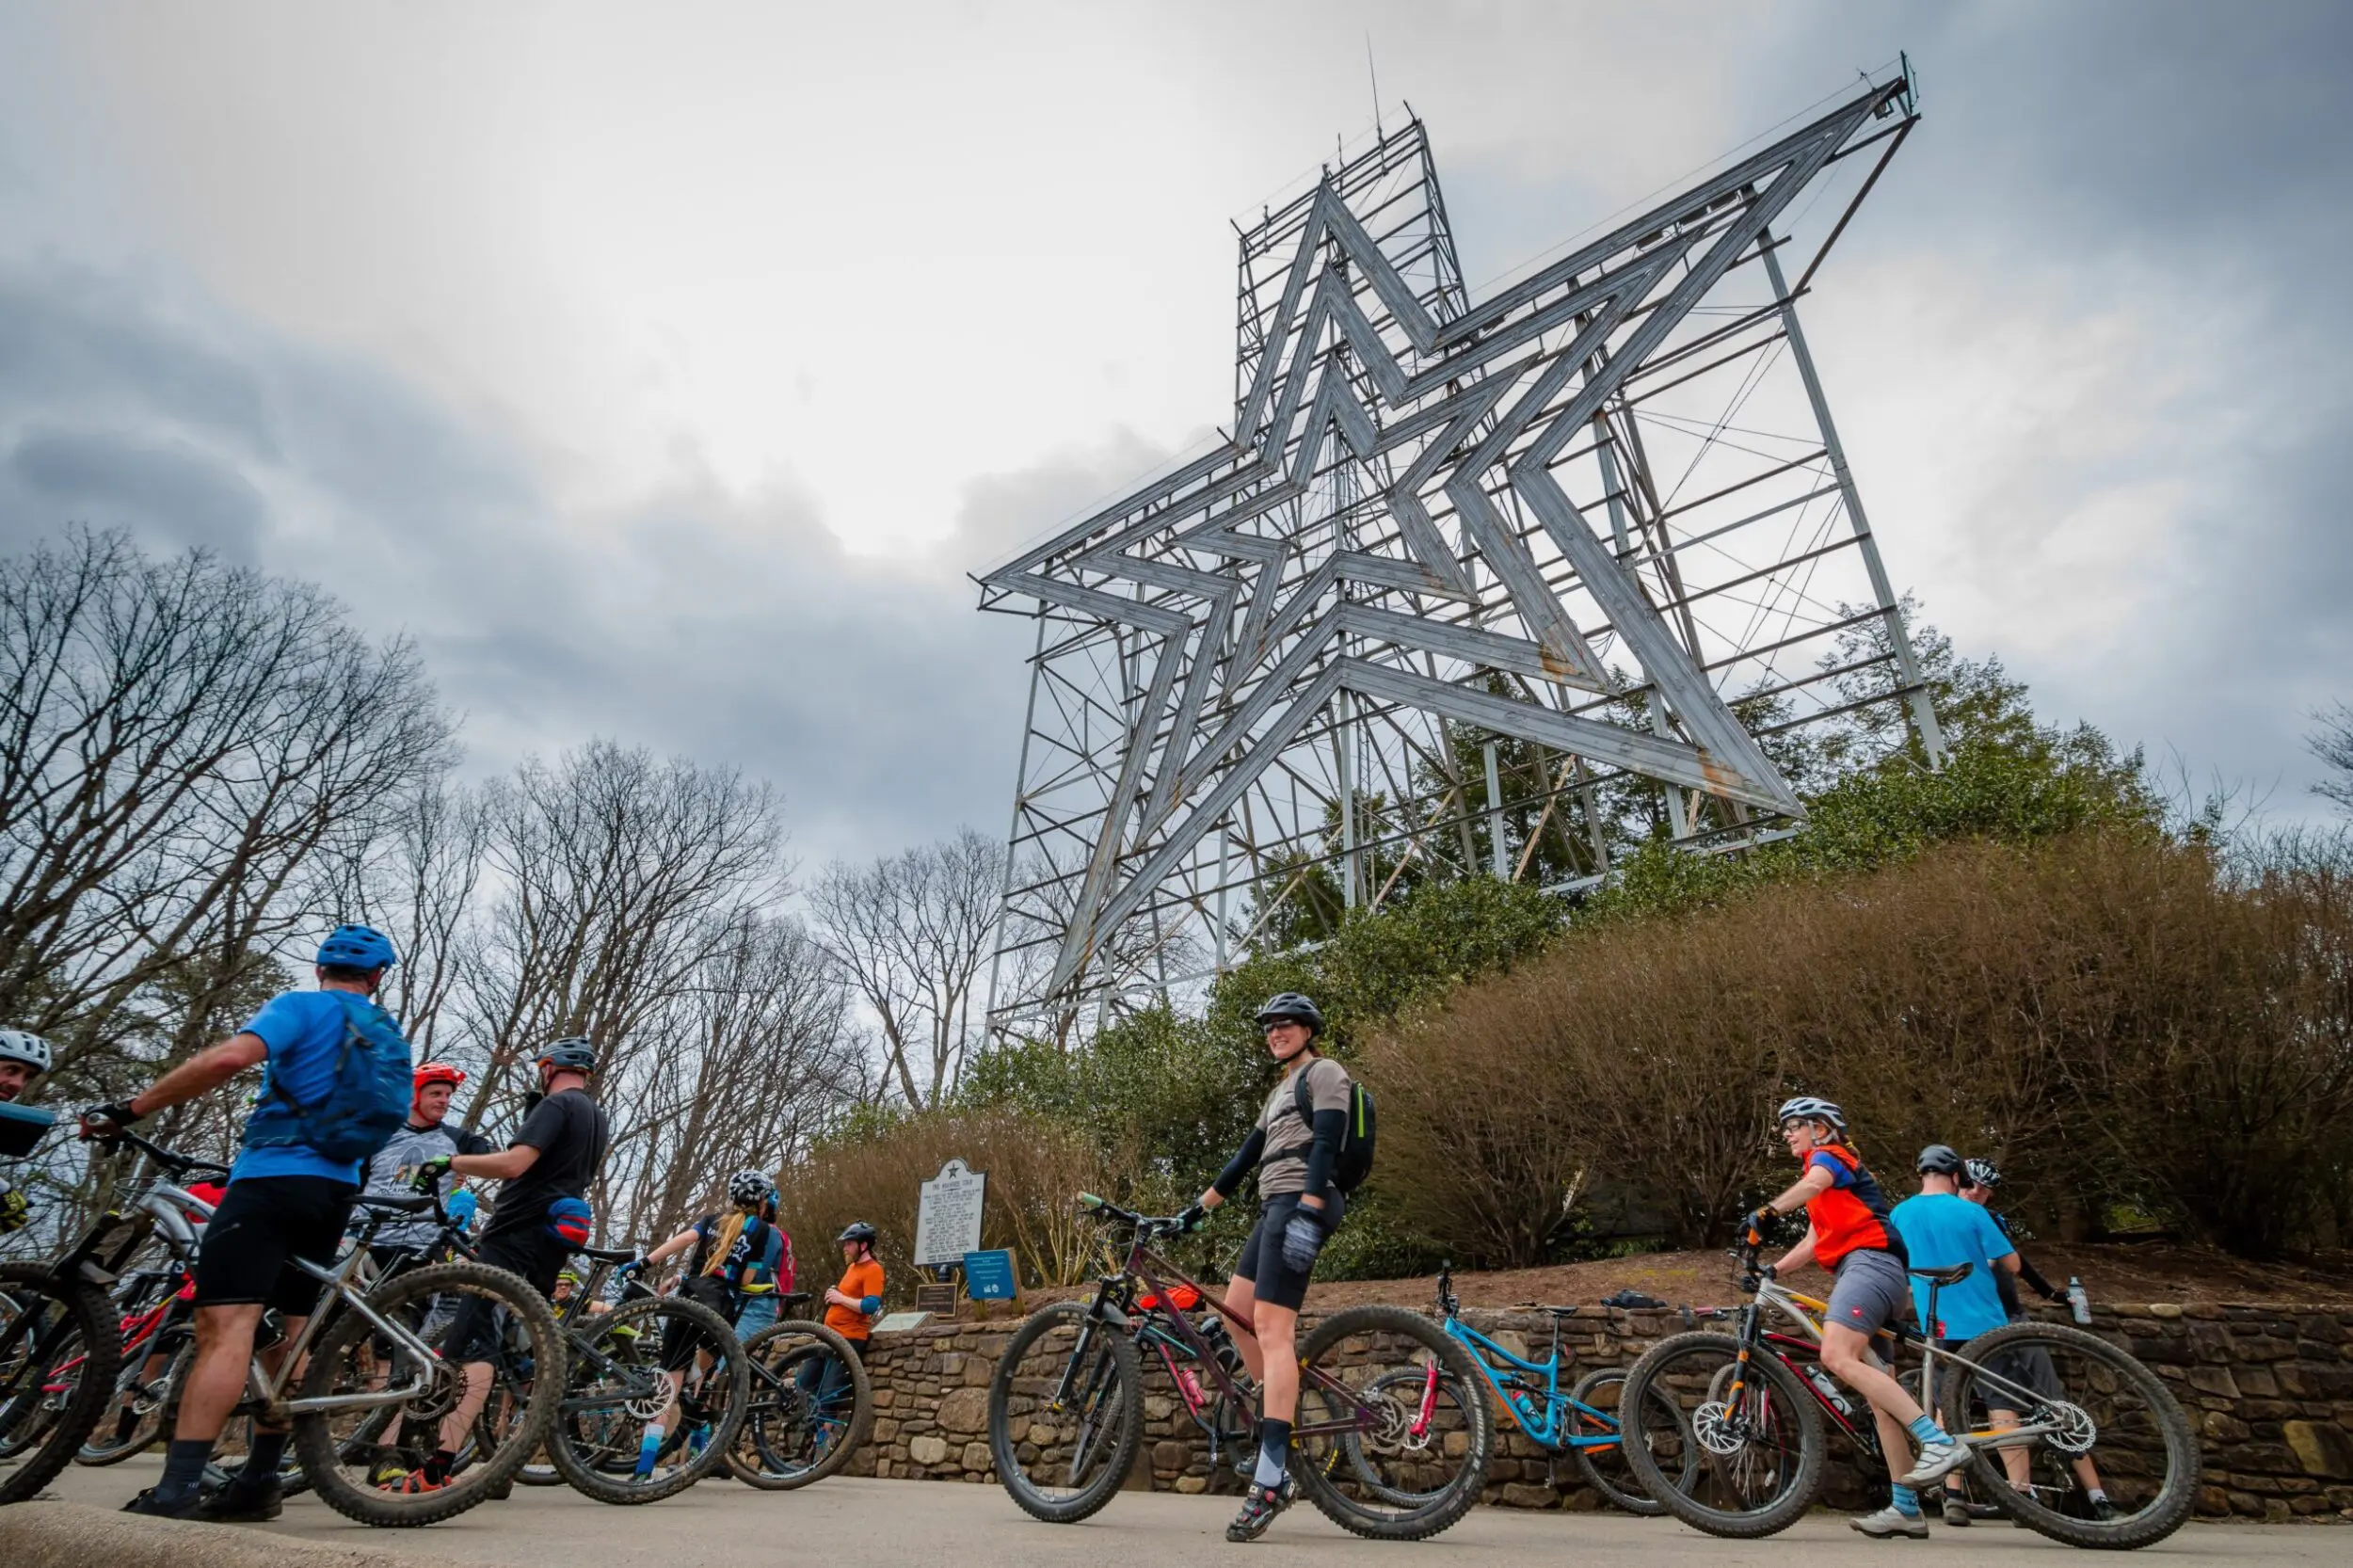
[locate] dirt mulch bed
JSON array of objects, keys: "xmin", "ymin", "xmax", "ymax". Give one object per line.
[{"xmin": 1298, "ymin": 1240, "xmax": 2353, "ymax": 1315}]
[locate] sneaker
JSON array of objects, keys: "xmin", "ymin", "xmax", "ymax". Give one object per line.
[
  {"xmin": 1850, "ymin": 1504, "xmax": 1930, "ymax": 1539},
  {"xmin": 376, "ymin": 1469, "xmax": 445, "ymax": 1495},
  {"xmin": 1897, "ymin": 1434, "xmax": 1972, "ymax": 1487},
  {"xmin": 1941, "ymin": 1494, "xmax": 1974, "ymax": 1528},
  {"xmin": 2086, "ymin": 1495, "xmax": 2119, "ymax": 1524},
  {"xmin": 195, "ymin": 1477, "xmax": 284, "ymax": 1524},
  {"xmin": 121, "ymin": 1486, "xmax": 202, "ymax": 1519},
  {"xmin": 1225, "ymin": 1478, "xmax": 1296, "ymax": 1543}
]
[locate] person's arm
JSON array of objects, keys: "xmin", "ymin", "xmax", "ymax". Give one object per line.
[
  {"xmin": 1296, "ymin": 1108, "xmax": 1348, "ymax": 1213},
  {"xmin": 642, "ymin": 1225, "xmax": 701, "ymax": 1269},
  {"xmin": 1777, "ymin": 1223, "xmax": 1820, "ymax": 1276},
  {"xmin": 83, "ymin": 1034, "xmax": 267, "ymax": 1129},
  {"xmin": 2012, "ymin": 1249, "xmax": 2061, "ymax": 1302},
  {"xmin": 449, "ymin": 1096, "xmax": 563, "ymax": 1182},
  {"xmin": 1199, "ymin": 1127, "xmax": 1267, "ymax": 1210}
]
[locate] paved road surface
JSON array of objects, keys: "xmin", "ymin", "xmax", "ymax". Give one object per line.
[{"xmin": 43, "ymin": 1459, "xmax": 2343, "ymax": 1567}]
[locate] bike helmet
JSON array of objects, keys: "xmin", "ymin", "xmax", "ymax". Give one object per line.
[
  {"xmin": 0, "ymin": 1030, "xmax": 53, "ymax": 1074},
  {"xmin": 728, "ymin": 1169, "xmax": 773, "ymax": 1209},
  {"xmin": 1775, "ymin": 1095, "xmax": 1847, "ymax": 1130},
  {"xmin": 536, "ymin": 1037, "xmax": 599, "ymax": 1075},
  {"xmin": 317, "ymin": 923, "xmax": 398, "ymax": 970},
  {"xmin": 837, "ymin": 1220, "xmax": 878, "ymax": 1246},
  {"xmin": 1915, "ymin": 1143, "xmax": 1964, "ymax": 1176},
  {"xmin": 1963, "ymin": 1157, "xmax": 2001, "ymax": 1191},
  {"xmin": 413, "ymin": 1062, "xmax": 466, "ymax": 1091},
  {"xmin": 1253, "ymin": 992, "xmax": 1324, "ymax": 1035}
]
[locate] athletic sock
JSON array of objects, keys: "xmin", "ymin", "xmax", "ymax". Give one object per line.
[
  {"xmin": 1891, "ymin": 1483, "xmax": 1921, "ymax": 1517},
  {"xmin": 2088, "ymin": 1487, "xmax": 2109, "ymax": 1503},
  {"xmin": 152, "ymin": 1438, "xmax": 214, "ymax": 1504},
  {"xmin": 1907, "ymin": 1414, "xmax": 1951, "ymax": 1445},
  {"xmin": 635, "ymin": 1424, "xmax": 665, "ymax": 1478},
  {"xmin": 242, "ymin": 1430, "xmax": 287, "ymax": 1480},
  {"xmin": 1254, "ymin": 1418, "xmax": 1292, "ymax": 1489},
  {"xmin": 113, "ymin": 1406, "xmax": 141, "ymax": 1442},
  {"xmin": 424, "ymin": 1448, "xmax": 456, "ymax": 1483}
]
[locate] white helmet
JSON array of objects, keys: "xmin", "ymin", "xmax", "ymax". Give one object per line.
[
  {"xmin": 0, "ymin": 1030, "xmax": 53, "ymax": 1074},
  {"xmin": 1775, "ymin": 1095, "xmax": 1847, "ymax": 1130}
]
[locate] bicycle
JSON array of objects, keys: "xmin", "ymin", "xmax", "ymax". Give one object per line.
[
  {"xmin": 725, "ymin": 1291, "xmax": 872, "ymax": 1489},
  {"xmin": 1617, "ymin": 1222, "xmax": 2199, "ymax": 1547},
  {"xmin": 72, "ymin": 1175, "xmax": 221, "ymax": 1467},
  {"xmin": 5, "ymin": 1128, "xmax": 568, "ymax": 1525},
  {"xmin": 988, "ymin": 1192, "xmax": 1492, "ymax": 1541},
  {"xmin": 1430, "ymin": 1262, "xmax": 1690, "ymax": 1514}
]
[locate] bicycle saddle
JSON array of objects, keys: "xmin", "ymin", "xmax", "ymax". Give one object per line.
[
  {"xmin": 1530, "ymin": 1304, "xmax": 1583, "ymax": 1318},
  {"xmin": 354, "ymin": 1193, "xmax": 438, "ymax": 1214},
  {"xmin": 776, "ymin": 1291, "xmax": 812, "ymax": 1311},
  {"xmin": 1909, "ymin": 1262, "xmax": 1973, "ymax": 1286},
  {"xmin": 573, "ymin": 1244, "xmax": 639, "ymax": 1265}
]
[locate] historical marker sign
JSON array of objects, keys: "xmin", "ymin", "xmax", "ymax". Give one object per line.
[{"xmin": 914, "ymin": 1158, "xmax": 986, "ymax": 1267}]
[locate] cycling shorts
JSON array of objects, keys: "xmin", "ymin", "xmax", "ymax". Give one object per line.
[
  {"xmin": 1823, "ymin": 1246, "xmax": 1911, "ymax": 1339},
  {"xmin": 1231, "ymin": 1190, "xmax": 1344, "ymax": 1314},
  {"xmin": 194, "ymin": 1176, "xmax": 358, "ymax": 1315},
  {"xmin": 442, "ymin": 1225, "xmax": 568, "ymax": 1364},
  {"xmin": 1971, "ymin": 1336, "xmax": 2064, "ymax": 1407},
  {"xmin": 662, "ymin": 1274, "xmax": 739, "ymax": 1369}
]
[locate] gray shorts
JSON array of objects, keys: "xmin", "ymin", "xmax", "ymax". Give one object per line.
[{"xmin": 1825, "ymin": 1248, "xmax": 1911, "ymax": 1338}]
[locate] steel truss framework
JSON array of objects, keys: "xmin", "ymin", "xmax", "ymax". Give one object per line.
[{"xmin": 979, "ymin": 69, "xmax": 1945, "ymax": 1039}]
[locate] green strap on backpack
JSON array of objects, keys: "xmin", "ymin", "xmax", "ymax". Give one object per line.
[{"xmin": 1292, "ymin": 1065, "xmax": 1377, "ymax": 1194}]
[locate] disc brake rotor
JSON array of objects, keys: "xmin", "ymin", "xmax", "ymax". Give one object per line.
[
  {"xmin": 2041, "ymin": 1399, "xmax": 2097, "ymax": 1455},
  {"xmin": 1692, "ymin": 1400, "xmax": 1747, "ymax": 1456}
]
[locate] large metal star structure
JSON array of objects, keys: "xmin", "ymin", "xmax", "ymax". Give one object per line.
[{"xmin": 977, "ymin": 65, "xmax": 1945, "ymax": 1040}]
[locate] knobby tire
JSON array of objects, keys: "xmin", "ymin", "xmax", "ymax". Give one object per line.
[
  {"xmin": 0, "ymin": 1263, "xmax": 119, "ymax": 1505},
  {"xmin": 988, "ymin": 1299, "xmax": 1144, "ymax": 1524}
]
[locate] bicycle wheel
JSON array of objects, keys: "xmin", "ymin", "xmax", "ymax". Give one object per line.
[
  {"xmin": 987, "ymin": 1299, "xmax": 1143, "ymax": 1524},
  {"xmin": 1937, "ymin": 1320, "xmax": 2199, "ymax": 1550},
  {"xmin": 294, "ymin": 1260, "xmax": 566, "ymax": 1528},
  {"xmin": 77, "ymin": 1332, "xmax": 193, "ymax": 1466},
  {"xmin": 727, "ymin": 1319, "xmax": 871, "ymax": 1489},
  {"xmin": 1291, "ymin": 1304, "xmax": 1493, "ymax": 1542},
  {"xmin": 1618, "ymin": 1331, "xmax": 1822, "ymax": 1539},
  {"xmin": 0, "ymin": 1262, "xmax": 119, "ymax": 1505},
  {"xmin": 1567, "ymin": 1366, "xmax": 1687, "ymax": 1516},
  {"xmin": 549, "ymin": 1291, "xmax": 747, "ymax": 1504}
]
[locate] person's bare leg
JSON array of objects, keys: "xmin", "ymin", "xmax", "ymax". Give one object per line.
[
  {"xmin": 437, "ymin": 1362, "xmax": 494, "ymax": 1451},
  {"xmin": 1255, "ymin": 1304, "xmax": 1300, "ymax": 1424},
  {"xmin": 1221, "ymin": 1277, "xmax": 1263, "ymax": 1384},
  {"xmin": 173, "ymin": 1304, "xmax": 264, "ymax": 1443},
  {"xmin": 246, "ymin": 1314, "xmax": 308, "ymax": 1443},
  {"xmin": 1820, "ymin": 1325, "xmax": 1928, "ymax": 1427},
  {"xmin": 1989, "ymin": 1404, "xmax": 2033, "ymax": 1488}
]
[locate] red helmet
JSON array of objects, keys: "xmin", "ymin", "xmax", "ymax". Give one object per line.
[{"xmin": 413, "ymin": 1062, "xmax": 466, "ymax": 1092}]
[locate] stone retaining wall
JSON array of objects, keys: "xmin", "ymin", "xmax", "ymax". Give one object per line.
[{"xmin": 840, "ymin": 1300, "xmax": 2353, "ymax": 1519}]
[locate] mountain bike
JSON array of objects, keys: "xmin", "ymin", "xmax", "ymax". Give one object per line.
[
  {"xmin": 486, "ymin": 1234, "xmax": 748, "ymax": 1504},
  {"xmin": 988, "ymin": 1193, "xmax": 1492, "ymax": 1542},
  {"xmin": 726, "ymin": 1293, "xmax": 872, "ymax": 1489},
  {"xmin": 1617, "ymin": 1223, "xmax": 2198, "ymax": 1548},
  {"xmin": 1430, "ymin": 1262, "xmax": 1690, "ymax": 1514}
]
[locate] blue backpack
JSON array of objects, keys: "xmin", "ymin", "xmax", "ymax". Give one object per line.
[{"xmin": 240, "ymin": 993, "xmax": 414, "ymax": 1164}]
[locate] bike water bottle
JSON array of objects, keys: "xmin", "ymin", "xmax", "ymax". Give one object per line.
[
  {"xmin": 1175, "ymin": 1366, "xmax": 1206, "ymax": 1407},
  {"xmin": 1802, "ymin": 1362, "xmax": 1853, "ymax": 1417},
  {"xmin": 2067, "ymin": 1276, "xmax": 2091, "ymax": 1325}
]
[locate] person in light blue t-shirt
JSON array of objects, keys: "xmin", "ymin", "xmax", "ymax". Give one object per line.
[{"xmin": 1888, "ymin": 1145, "xmax": 2017, "ymax": 1343}]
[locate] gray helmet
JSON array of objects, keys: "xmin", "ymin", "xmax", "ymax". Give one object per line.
[
  {"xmin": 1253, "ymin": 993, "xmax": 1324, "ymax": 1035},
  {"xmin": 1915, "ymin": 1143, "xmax": 1964, "ymax": 1176},
  {"xmin": 1775, "ymin": 1095, "xmax": 1847, "ymax": 1131},
  {"xmin": 727, "ymin": 1169, "xmax": 773, "ymax": 1209},
  {"xmin": 837, "ymin": 1220, "xmax": 877, "ymax": 1245},
  {"xmin": 0, "ymin": 1029, "xmax": 54, "ymax": 1075},
  {"xmin": 1964, "ymin": 1157, "xmax": 2001, "ymax": 1191},
  {"xmin": 536, "ymin": 1037, "xmax": 599, "ymax": 1076}
]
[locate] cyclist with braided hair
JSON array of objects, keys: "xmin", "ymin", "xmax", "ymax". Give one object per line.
[{"xmin": 1744, "ymin": 1096, "xmax": 1968, "ymax": 1538}]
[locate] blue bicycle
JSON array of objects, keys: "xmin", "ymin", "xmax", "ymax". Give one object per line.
[{"xmin": 1433, "ymin": 1264, "xmax": 1695, "ymax": 1514}]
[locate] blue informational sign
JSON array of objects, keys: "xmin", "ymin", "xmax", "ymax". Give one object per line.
[{"xmin": 964, "ymin": 1248, "xmax": 1018, "ymax": 1301}]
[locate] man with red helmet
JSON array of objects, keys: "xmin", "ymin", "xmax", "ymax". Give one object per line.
[{"xmin": 360, "ymin": 1063, "xmax": 495, "ymax": 1267}]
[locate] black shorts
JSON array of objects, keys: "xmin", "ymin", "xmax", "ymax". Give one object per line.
[
  {"xmin": 443, "ymin": 1225, "xmax": 568, "ymax": 1364},
  {"xmin": 1975, "ymin": 1339, "xmax": 2065, "ymax": 1406},
  {"xmin": 1231, "ymin": 1191, "xmax": 1344, "ymax": 1314},
  {"xmin": 194, "ymin": 1176, "xmax": 358, "ymax": 1315},
  {"xmin": 661, "ymin": 1274, "xmax": 738, "ymax": 1369}
]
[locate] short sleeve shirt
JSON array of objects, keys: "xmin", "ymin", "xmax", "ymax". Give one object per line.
[
  {"xmin": 1890, "ymin": 1192, "xmax": 2016, "ymax": 1342},
  {"xmin": 1255, "ymin": 1056, "xmax": 1351, "ymax": 1198},
  {"xmin": 826, "ymin": 1257, "xmax": 885, "ymax": 1339},
  {"xmin": 688, "ymin": 1213, "xmax": 787, "ymax": 1292},
  {"xmin": 229, "ymin": 991, "xmax": 370, "ymax": 1185},
  {"xmin": 481, "ymin": 1089, "xmax": 609, "ymax": 1240},
  {"xmin": 363, "ymin": 1119, "xmax": 497, "ymax": 1250}
]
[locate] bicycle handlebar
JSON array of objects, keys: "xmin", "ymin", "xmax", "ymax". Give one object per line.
[
  {"xmin": 84, "ymin": 1125, "xmax": 231, "ymax": 1179},
  {"xmin": 1075, "ymin": 1192, "xmax": 1186, "ymax": 1236}
]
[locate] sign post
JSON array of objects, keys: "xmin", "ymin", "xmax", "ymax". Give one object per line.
[{"xmin": 914, "ymin": 1158, "xmax": 987, "ymax": 1271}]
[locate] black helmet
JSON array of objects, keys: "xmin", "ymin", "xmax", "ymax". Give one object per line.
[
  {"xmin": 1915, "ymin": 1143, "xmax": 1964, "ymax": 1176},
  {"xmin": 536, "ymin": 1037, "xmax": 599, "ymax": 1076},
  {"xmin": 1963, "ymin": 1157, "xmax": 2001, "ymax": 1191},
  {"xmin": 727, "ymin": 1169, "xmax": 773, "ymax": 1209},
  {"xmin": 837, "ymin": 1220, "xmax": 877, "ymax": 1245},
  {"xmin": 1253, "ymin": 992, "xmax": 1324, "ymax": 1035}
]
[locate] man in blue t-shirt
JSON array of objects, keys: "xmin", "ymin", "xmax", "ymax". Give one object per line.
[
  {"xmin": 82, "ymin": 924, "xmax": 406, "ymax": 1523},
  {"xmin": 1889, "ymin": 1144, "xmax": 2017, "ymax": 1344}
]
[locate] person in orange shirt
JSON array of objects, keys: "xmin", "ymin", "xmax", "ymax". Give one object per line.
[{"xmin": 802, "ymin": 1221, "xmax": 883, "ymax": 1419}]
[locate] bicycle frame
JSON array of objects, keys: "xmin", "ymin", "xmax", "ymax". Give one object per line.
[
  {"xmin": 1065, "ymin": 1197, "xmax": 1437, "ymax": 1450},
  {"xmin": 1438, "ymin": 1318, "xmax": 1617, "ymax": 1452}
]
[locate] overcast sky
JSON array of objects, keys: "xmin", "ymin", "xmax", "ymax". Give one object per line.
[{"xmin": 0, "ymin": 1, "xmax": 2345, "ymax": 864}]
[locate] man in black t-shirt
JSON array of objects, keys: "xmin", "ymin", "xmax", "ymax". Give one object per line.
[{"xmin": 386, "ymin": 1037, "xmax": 610, "ymax": 1496}]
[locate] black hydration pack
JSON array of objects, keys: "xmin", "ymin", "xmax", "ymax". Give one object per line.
[{"xmin": 1294, "ymin": 1068, "xmax": 1377, "ymax": 1194}]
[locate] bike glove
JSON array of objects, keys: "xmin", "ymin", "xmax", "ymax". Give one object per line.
[
  {"xmin": 410, "ymin": 1154, "xmax": 454, "ymax": 1192},
  {"xmin": 85, "ymin": 1100, "xmax": 144, "ymax": 1133},
  {"xmin": 1280, "ymin": 1208, "xmax": 1326, "ymax": 1273},
  {"xmin": 1176, "ymin": 1203, "xmax": 1209, "ymax": 1234},
  {"xmin": 0, "ymin": 1185, "xmax": 26, "ymax": 1234}
]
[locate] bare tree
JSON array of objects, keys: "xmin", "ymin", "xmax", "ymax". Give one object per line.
[
  {"xmin": 2311, "ymin": 701, "xmax": 2353, "ymax": 816},
  {"xmin": 810, "ymin": 827, "xmax": 1004, "ymax": 1111},
  {"xmin": 456, "ymin": 741, "xmax": 786, "ymax": 1139},
  {"xmin": 327, "ymin": 777, "xmax": 491, "ymax": 1061},
  {"xmin": 0, "ymin": 527, "xmax": 454, "ymax": 1093}
]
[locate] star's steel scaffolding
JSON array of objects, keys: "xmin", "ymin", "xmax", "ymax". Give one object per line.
[{"xmin": 977, "ymin": 65, "xmax": 1943, "ymax": 1042}]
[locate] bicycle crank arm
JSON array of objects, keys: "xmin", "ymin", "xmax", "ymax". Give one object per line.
[{"xmin": 281, "ymin": 1373, "xmax": 430, "ymax": 1416}]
